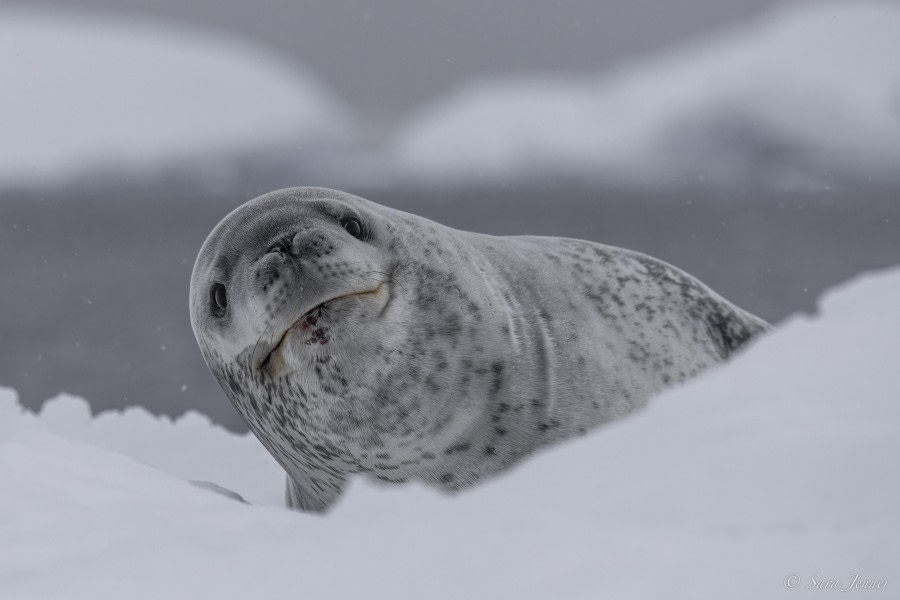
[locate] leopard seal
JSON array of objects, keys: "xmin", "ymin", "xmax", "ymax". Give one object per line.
[{"xmin": 189, "ymin": 187, "xmax": 769, "ymax": 513}]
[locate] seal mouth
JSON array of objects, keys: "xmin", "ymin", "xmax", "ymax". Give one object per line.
[{"xmin": 256, "ymin": 282, "xmax": 389, "ymax": 372}]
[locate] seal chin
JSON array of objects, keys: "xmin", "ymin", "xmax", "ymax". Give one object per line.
[{"xmin": 254, "ymin": 282, "xmax": 390, "ymax": 374}]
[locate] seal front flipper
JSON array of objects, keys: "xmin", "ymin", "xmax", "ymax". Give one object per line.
[
  {"xmin": 284, "ymin": 470, "xmax": 346, "ymax": 513},
  {"xmin": 190, "ymin": 480, "xmax": 249, "ymax": 504}
]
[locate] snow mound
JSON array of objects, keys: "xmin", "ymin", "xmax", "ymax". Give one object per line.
[
  {"xmin": 0, "ymin": 9, "xmax": 352, "ymax": 184},
  {"xmin": 391, "ymin": 2, "xmax": 900, "ymax": 188},
  {"xmin": 2, "ymin": 267, "xmax": 899, "ymax": 599}
]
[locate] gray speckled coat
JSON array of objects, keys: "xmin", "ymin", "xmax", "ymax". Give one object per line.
[{"xmin": 190, "ymin": 187, "xmax": 769, "ymax": 512}]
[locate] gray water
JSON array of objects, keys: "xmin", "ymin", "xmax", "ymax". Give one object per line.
[{"xmin": 1, "ymin": 182, "xmax": 897, "ymax": 431}]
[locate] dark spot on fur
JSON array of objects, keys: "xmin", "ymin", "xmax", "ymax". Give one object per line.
[
  {"xmin": 444, "ymin": 442, "xmax": 471, "ymax": 455},
  {"xmin": 490, "ymin": 362, "xmax": 504, "ymax": 395}
]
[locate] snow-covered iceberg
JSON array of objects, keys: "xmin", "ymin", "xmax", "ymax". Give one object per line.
[
  {"xmin": 2, "ymin": 267, "xmax": 899, "ymax": 599},
  {"xmin": 391, "ymin": 2, "xmax": 900, "ymax": 188},
  {"xmin": 0, "ymin": 9, "xmax": 353, "ymax": 185}
]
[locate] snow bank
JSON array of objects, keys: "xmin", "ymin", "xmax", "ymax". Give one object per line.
[
  {"xmin": 390, "ymin": 2, "xmax": 900, "ymax": 188},
  {"xmin": 0, "ymin": 9, "xmax": 352, "ymax": 184},
  {"xmin": 2, "ymin": 267, "xmax": 899, "ymax": 599}
]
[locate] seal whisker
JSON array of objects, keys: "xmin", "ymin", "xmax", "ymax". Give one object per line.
[
  {"xmin": 357, "ymin": 269, "xmax": 406, "ymax": 293},
  {"xmin": 252, "ymin": 321, "xmax": 274, "ymax": 369}
]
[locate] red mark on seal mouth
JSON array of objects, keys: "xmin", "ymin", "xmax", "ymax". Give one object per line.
[
  {"xmin": 300, "ymin": 310, "xmax": 330, "ymax": 345},
  {"xmin": 257, "ymin": 282, "xmax": 388, "ymax": 372},
  {"xmin": 299, "ymin": 311, "xmax": 320, "ymax": 331},
  {"xmin": 306, "ymin": 327, "xmax": 329, "ymax": 345},
  {"xmin": 258, "ymin": 304, "xmax": 325, "ymax": 371}
]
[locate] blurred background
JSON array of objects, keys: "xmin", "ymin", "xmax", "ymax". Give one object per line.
[{"xmin": 1, "ymin": 0, "xmax": 898, "ymax": 431}]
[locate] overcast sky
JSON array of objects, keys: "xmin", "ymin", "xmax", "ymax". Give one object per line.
[{"xmin": 15, "ymin": 0, "xmax": 782, "ymax": 117}]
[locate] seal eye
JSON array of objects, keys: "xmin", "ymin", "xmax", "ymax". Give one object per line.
[
  {"xmin": 210, "ymin": 283, "xmax": 227, "ymax": 317},
  {"xmin": 342, "ymin": 218, "xmax": 362, "ymax": 239}
]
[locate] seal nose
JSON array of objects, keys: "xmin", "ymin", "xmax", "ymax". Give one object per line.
[
  {"xmin": 251, "ymin": 228, "xmax": 333, "ymax": 296},
  {"xmin": 254, "ymin": 252, "xmax": 294, "ymax": 293}
]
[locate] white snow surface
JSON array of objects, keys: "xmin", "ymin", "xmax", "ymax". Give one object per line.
[
  {"xmin": 390, "ymin": 2, "xmax": 900, "ymax": 188},
  {"xmin": 0, "ymin": 9, "xmax": 351, "ymax": 184},
  {"xmin": 2, "ymin": 267, "xmax": 899, "ymax": 599}
]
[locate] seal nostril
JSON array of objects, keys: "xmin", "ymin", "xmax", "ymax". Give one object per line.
[{"xmin": 210, "ymin": 283, "xmax": 227, "ymax": 318}]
